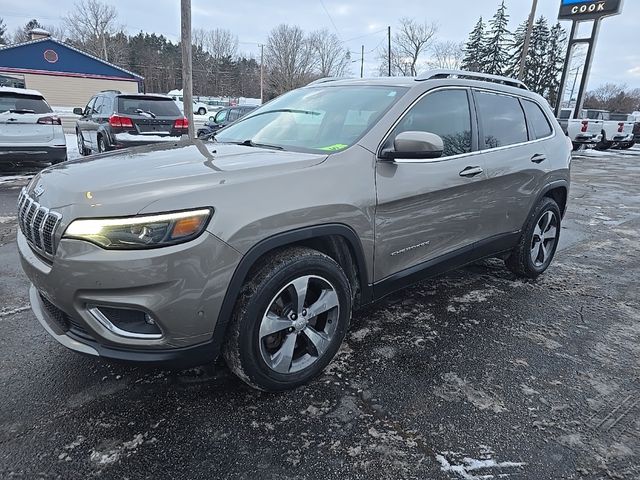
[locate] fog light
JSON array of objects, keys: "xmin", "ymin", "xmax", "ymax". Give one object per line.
[{"xmin": 88, "ymin": 305, "xmax": 162, "ymax": 340}]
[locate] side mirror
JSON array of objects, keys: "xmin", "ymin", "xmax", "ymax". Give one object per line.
[
  {"xmin": 73, "ymin": 107, "xmax": 84, "ymax": 116},
  {"xmin": 381, "ymin": 131, "xmax": 444, "ymax": 160}
]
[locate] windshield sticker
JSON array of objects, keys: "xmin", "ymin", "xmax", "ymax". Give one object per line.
[{"xmin": 318, "ymin": 144, "xmax": 349, "ymax": 151}]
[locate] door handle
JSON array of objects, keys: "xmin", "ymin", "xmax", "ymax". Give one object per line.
[
  {"xmin": 459, "ymin": 166, "xmax": 483, "ymax": 177},
  {"xmin": 531, "ymin": 154, "xmax": 546, "ymax": 164}
]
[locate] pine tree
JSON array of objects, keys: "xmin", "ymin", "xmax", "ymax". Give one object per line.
[
  {"xmin": 0, "ymin": 17, "xmax": 7, "ymax": 45},
  {"xmin": 461, "ymin": 17, "xmax": 487, "ymax": 73},
  {"xmin": 544, "ymin": 23, "xmax": 568, "ymax": 106},
  {"xmin": 484, "ymin": 1, "xmax": 511, "ymax": 75},
  {"xmin": 527, "ymin": 17, "xmax": 551, "ymax": 94},
  {"xmin": 505, "ymin": 20, "xmax": 528, "ymax": 79}
]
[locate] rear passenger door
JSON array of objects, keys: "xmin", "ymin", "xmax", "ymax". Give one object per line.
[{"xmin": 473, "ymin": 90, "xmax": 553, "ymax": 236}]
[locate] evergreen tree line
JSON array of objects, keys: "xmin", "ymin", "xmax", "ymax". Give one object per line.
[{"xmin": 461, "ymin": 1, "xmax": 567, "ymax": 106}]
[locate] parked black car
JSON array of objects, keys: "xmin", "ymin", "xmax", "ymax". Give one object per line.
[
  {"xmin": 74, "ymin": 91, "xmax": 188, "ymax": 155},
  {"xmin": 197, "ymin": 105, "xmax": 257, "ymax": 138}
]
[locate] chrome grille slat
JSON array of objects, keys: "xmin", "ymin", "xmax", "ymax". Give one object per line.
[{"xmin": 16, "ymin": 188, "xmax": 63, "ymax": 259}]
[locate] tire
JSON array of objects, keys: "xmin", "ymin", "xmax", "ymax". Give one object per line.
[
  {"xmin": 571, "ymin": 142, "xmax": 581, "ymax": 152},
  {"xmin": 621, "ymin": 141, "xmax": 635, "ymax": 150},
  {"xmin": 51, "ymin": 155, "xmax": 67, "ymax": 165},
  {"xmin": 97, "ymin": 135, "xmax": 108, "ymax": 153},
  {"xmin": 595, "ymin": 140, "xmax": 612, "ymax": 151},
  {"xmin": 505, "ymin": 197, "xmax": 561, "ymax": 279},
  {"xmin": 223, "ymin": 247, "xmax": 352, "ymax": 392},
  {"xmin": 198, "ymin": 107, "xmax": 206, "ymax": 115},
  {"xmin": 76, "ymin": 131, "xmax": 89, "ymax": 156}
]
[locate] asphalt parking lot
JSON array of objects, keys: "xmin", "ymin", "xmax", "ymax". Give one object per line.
[{"xmin": 1, "ymin": 148, "xmax": 639, "ymax": 480}]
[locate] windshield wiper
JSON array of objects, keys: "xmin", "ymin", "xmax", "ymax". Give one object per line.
[
  {"xmin": 247, "ymin": 108, "xmax": 322, "ymax": 119},
  {"xmin": 135, "ymin": 108, "xmax": 156, "ymax": 118},
  {"xmin": 9, "ymin": 109, "xmax": 35, "ymax": 114},
  {"xmin": 236, "ymin": 139, "xmax": 284, "ymax": 150}
]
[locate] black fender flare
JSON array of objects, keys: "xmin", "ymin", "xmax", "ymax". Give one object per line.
[
  {"xmin": 209, "ymin": 224, "xmax": 372, "ymax": 357},
  {"xmin": 529, "ymin": 180, "xmax": 570, "ymax": 224}
]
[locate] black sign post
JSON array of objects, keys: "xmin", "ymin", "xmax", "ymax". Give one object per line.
[{"xmin": 555, "ymin": 0, "xmax": 624, "ymax": 119}]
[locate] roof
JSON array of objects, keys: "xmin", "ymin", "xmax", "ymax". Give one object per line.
[
  {"xmin": 0, "ymin": 37, "xmax": 143, "ymax": 81},
  {"xmin": 0, "ymin": 85, "xmax": 44, "ymax": 97}
]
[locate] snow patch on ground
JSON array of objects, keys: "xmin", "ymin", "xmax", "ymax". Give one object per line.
[
  {"xmin": 0, "ymin": 216, "xmax": 17, "ymax": 223},
  {"xmin": 0, "ymin": 306, "xmax": 30, "ymax": 318},
  {"xmin": 436, "ymin": 449, "xmax": 526, "ymax": 479},
  {"xmin": 89, "ymin": 433, "xmax": 145, "ymax": 466}
]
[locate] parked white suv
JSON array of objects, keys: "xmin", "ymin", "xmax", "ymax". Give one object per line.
[
  {"xmin": 167, "ymin": 89, "xmax": 208, "ymax": 115},
  {"xmin": 0, "ymin": 87, "xmax": 66, "ymax": 167}
]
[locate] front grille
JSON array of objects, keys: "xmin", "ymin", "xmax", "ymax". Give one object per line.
[{"xmin": 17, "ymin": 188, "xmax": 62, "ymax": 258}]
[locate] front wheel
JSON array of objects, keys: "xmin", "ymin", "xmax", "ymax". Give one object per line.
[
  {"xmin": 76, "ymin": 131, "xmax": 89, "ymax": 156},
  {"xmin": 223, "ymin": 247, "xmax": 352, "ymax": 391},
  {"xmin": 197, "ymin": 107, "xmax": 206, "ymax": 115},
  {"xmin": 505, "ymin": 197, "xmax": 561, "ymax": 279},
  {"xmin": 595, "ymin": 140, "xmax": 612, "ymax": 151},
  {"xmin": 620, "ymin": 141, "xmax": 635, "ymax": 150}
]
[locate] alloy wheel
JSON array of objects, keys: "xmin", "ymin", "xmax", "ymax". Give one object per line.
[
  {"xmin": 530, "ymin": 211, "xmax": 558, "ymax": 267},
  {"xmin": 259, "ymin": 275, "xmax": 340, "ymax": 374}
]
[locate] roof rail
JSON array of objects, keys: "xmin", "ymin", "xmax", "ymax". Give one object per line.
[
  {"xmin": 416, "ymin": 69, "xmax": 529, "ymax": 90},
  {"xmin": 99, "ymin": 89, "xmax": 122, "ymax": 94},
  {"xmin": 307, "ymin": 77, "xmax": 351, "ymax": 86}
]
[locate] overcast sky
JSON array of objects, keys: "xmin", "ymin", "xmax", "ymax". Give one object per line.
[{"xmin": 2, "ymin": 0, "xmax": 638, "ymax": 89}]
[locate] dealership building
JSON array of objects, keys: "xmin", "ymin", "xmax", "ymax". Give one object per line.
[{"xmin": 0, "ymin": 29, "xmax": 143, "ymax": 107}]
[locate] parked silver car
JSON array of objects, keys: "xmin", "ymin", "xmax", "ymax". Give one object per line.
[
  {"xmin": 18, "ymin": 70, "xmax": 571, "ymax": 391},
  {"xmin": 0, "ymin": 86, "xmax": 66, "ymax": 167}
]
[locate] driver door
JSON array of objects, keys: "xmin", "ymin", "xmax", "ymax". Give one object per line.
[{"xmin": 374, "ymin": 88, "xmax": 500, "ymax": 282}]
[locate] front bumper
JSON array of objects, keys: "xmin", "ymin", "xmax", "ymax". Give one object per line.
[
  {"xmin": 0, "ymin": 145, "xmax": 67, "ymax": 167},
  {"xmin": 19, "ymin": 229, "xmax": 241, "ymax": 366}
]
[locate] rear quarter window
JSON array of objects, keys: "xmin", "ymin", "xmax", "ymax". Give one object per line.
[
  {"xmin": 117, "ymin": 97, "xmax": 181, "ymax": 116},
  {"xmin": 523, "ymin": 100, "xmax": 553, "ymax": 140},
  {"xmin": 0, "ymin": 93, "xmax": 52, "ymax": 114}
]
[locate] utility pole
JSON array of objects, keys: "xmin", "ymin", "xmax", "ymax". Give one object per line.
[
  {"xmin": 259, "ymin": 44, "xmax": 264, "ymax": 104},
  {"xmin": 387, "ymin": 26, "xmax": 392, "ymax": 76},
  {"xmin": 180, "ymin": 0, "xmax": 195, "ymax": 139},
  {"xmin": 360, "ymin": 45, "xmax": 364, "ymax": 78},
  {"xmin": 518, "ymin": 0, "xmax": 538, "ymax": 81}
]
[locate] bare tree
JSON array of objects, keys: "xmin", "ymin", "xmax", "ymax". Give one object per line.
[
  {"xmin": 193, "ymin": 28, "xmax": 238, "ymax": 61},
  {"xmin": 428, "ymin": 41, "xmax": 464, "ymax": 70},
  {"xmin": 63, "ymin": 0, "xmax": 120, "ymax": 61},
  {"xmin": 309, "ymin": 29, "xmax": 350, "ymax": 77},
  {"xmin": 379, "ymin": 18, "xmax": 438, "ymax": 76},
  {"xmin": 584, "ymin": 83, "xmax": 640, "ymax": 113},
  {"xmin": 265, "ymin": 24, "xmax": 316, "ymax": 97}
]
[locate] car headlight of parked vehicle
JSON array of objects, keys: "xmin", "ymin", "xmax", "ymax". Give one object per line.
[{"xmin": 64, "ymin": 208, "xmax": 212, "ymax": 249}]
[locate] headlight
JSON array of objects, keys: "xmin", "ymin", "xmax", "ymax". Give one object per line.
[{"xmin": 64, "ymin": 208, "xmax": 212, "ymax": 249}]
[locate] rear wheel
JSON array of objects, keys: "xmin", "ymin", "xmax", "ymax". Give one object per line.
[
  {"xmin": 620, "ymin": 141, "xmax": 635, "ymax": 150},
  {"xmin": 595, "ymin": 140, "xmax": 612, "ymax": 151},
  {"xmin": 97, "ymin": 135, "xmax": 108, "ymax": 153},
  {"xmin": 505, "ymin": 197, "xmax": 561, "ymax": 279},
  {"xmin": 223, "ymin": 247, "xmax": 352, "ymax": 391}
]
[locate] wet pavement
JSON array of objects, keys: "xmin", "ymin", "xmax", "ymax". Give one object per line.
[{"xmin": 0, "ymin": 148, "xmax": 639, "ymax": 479}]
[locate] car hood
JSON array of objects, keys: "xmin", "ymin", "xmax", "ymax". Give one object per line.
[{"xmin": 27, "ymin": 140, "xmax": 328, "ymax": 217}]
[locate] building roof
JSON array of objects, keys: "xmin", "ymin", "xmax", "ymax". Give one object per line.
[{"xmin": 0, "ymin": 37, "xmax": 143, "ymax": 81}]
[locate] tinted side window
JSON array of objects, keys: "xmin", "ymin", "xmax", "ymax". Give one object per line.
[
  {"xmin": 228, "ymin": 109, "xmax": 241, "ymax": 122},
  {"xmin": 100, "ymin": 96, "xmax": 114, "ymax": 115},
  {"xmin": 84, "ymin": 97, "xmax": 96, "ymax": 116},
  {"xmin": 392, "ymin": 89, "xmax": 472, "ymax": 157},
  {"xmin": 93, "ymin": 96, "xmax": 104, "ymax": 115},
  {"xmin": 523, "ymin": 100, "xmax": 552, "ymax": 140},
  {"xmin": 475, "ymin": 91, "xmax": 527, "ymax": 149}
]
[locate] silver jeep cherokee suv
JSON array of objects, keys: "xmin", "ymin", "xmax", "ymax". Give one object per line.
[{"xmin": 18, "ymin": 70, "xmax": 571, "ymax": 391}]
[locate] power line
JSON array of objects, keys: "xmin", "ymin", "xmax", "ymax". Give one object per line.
[{"xmin": 319, "ymin": 0, "xmax": 342, "ymax": 40}]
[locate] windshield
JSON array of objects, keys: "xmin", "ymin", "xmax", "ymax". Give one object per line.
[
  {"xmin": 0, "ymin": 93, "xmax": 52, "ymax": 114},
  {"xmin": 117, "ymin": 97, "xmax": 181, "ymax": 117},
  {"xmin": 215, "ymin": 85, "xmax": 407, "ymax": 153}
]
